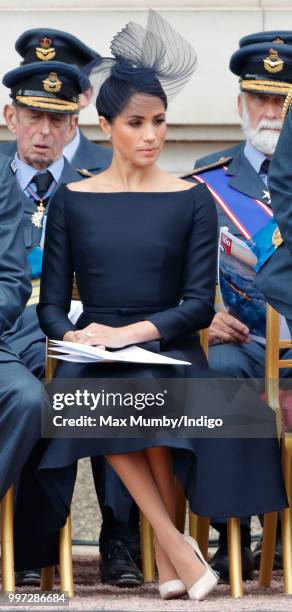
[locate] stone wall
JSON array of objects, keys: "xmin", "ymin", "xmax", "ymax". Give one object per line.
[{"xmin": 0, "ymin": 1, "xmax": 292, "ymax": 170}]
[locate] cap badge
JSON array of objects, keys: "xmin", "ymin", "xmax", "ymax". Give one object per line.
[
  {"xmin": 43, "ymin": 72, "xmax": 62, "ymax": 93},
  {"xmin": 273, "ymin": 37, "xmax": 284, "ymax": 44},
  {"xmin": 263, "ymin": 48, "xmax": 284, "ymax": 74},
  {"xmin": 272, "ymin": 227, "xmax": 283, "ymax": 247},
  {"xmin": 36, "ymin": 37, "xmax": 56, "ymax": 61}
]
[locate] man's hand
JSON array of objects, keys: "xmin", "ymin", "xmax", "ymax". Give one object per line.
[
  {"xmin": 208, "ymin": 311, "xmax": 250, "ymax": 345},
  {"xmin": 63, "ymin": 323, "xmax": 128, "ymax": 349}
]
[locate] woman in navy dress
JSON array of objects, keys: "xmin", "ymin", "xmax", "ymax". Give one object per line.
[{"xmin": 35, "ymin": 11, "xmax": 286, "ymax": 600}]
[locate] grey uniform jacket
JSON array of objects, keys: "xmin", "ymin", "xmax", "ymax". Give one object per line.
[
  {"xmin": 3, "ymin": 157, "xmax": 105, "ymax": 357},
  {"xmin": 1, "ymin": 128, "xmax": 112, "ymax": 357},
  {"xmin": 0, "ymin": 152, "xmax": 30, "ymax": 347},
  {"xmin": 195, "ymin": 143, "xmax": 292, "ymax": 331}
]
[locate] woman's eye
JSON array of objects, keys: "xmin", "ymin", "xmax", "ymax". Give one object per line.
[
  {"xmin": 154, "ymin": 118, "xmax": 165, "ymax": 125},
  {"xmin": 129, "ymin": 121, "xmax": 141, "ymax": 127}
]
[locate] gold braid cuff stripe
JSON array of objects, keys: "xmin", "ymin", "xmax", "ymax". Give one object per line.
[
  {"xmin": 283, "ymin": 89, "xmax": 292, "ymax": 120},
  {"xmin": 16, "ymin": 95, "xmax": 79, "ymax": 112},
  {"xmin": 241, "ymin": 79, "xmax": 292, "ymax": 95}
]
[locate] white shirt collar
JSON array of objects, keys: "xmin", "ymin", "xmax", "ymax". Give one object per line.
[
  {"xmin": 14, "ymin": 153, "xmax": 65, "ymax": 191},
  {"xmin": 244, "ymin": 141, "xmax": 267, "ymax": 175}
]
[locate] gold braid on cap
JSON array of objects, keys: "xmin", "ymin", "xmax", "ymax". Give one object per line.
[
  {"xmin": 282, "ymin": 88, "xmax": 292, "ymax": 121},
  {"xmin": 15, "ymin": 95, "xmax": 79, "ymax": 112}
]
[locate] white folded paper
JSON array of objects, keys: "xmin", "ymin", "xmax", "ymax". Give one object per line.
[{"xmin": 48, "ymin": 340, "xmax": 191, "ymax": 366}]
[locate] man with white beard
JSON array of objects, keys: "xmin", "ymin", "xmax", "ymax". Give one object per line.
[{"xmin": 185, "ymin": 36, "xmax": 292, "ymax": 582}]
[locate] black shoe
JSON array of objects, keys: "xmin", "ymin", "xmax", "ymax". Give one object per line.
[
  {"xmin": 253, "ymin": 536, "xmax": 283, "ymax": 570},
  {"xmin": 210, "ymin": 545, "xmax": 254, "ymax": 583},
  {"xmin": 99, "ymin": 539, "xmax": 143, "ymax": 587},
  {"xmin": 129, "ymin": 548, "xmax": 142, "ymax": 572},
  {"xmin": 15, "ymin": 569, "xmax": 41, "ymax": 587}
]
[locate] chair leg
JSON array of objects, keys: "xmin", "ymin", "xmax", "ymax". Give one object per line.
[
  {"xmin": 259, "ymin": 511, "xmax": 277, "ymax": 587},
  {"xmin": 196, "ymin": 516, "xmax": 209, "ymax": 559},
  {"xmin": 59, "ymin": 515, "xmax": 74, "ymax": 597},
  {"xmin": 189, "ymin": 512, "xmax": 198, "ymax": 540},
  {"xmin": 175, "ymin": 479, "xmax": 186, "ymax": 533},
  {"xmin": 140, "ymin": 512, "xmax": 155, "ymax": 582},
  {"xmin": 1, "ymin": 486, "xmax": 15, "ymax": 593},
  {"xmin": 41, "ymin": 566, "xmax": 55, "ymax": 591},
  {"xmin": 282, "ymin": 439, "xmax": 292, "ymax": 595},
  {"xmin": 227, "ymin": 517, "xmax": 243, "ymax": 598}
]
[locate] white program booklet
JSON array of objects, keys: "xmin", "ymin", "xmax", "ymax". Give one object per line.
[{"xmin": 48, "ymin": 340, "xmax": 191, "ymax": 366}]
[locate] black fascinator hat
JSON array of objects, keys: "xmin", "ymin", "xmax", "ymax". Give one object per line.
[{"xmin": 89, "ymin": 10, "xmax": 197, "ymax": 120}]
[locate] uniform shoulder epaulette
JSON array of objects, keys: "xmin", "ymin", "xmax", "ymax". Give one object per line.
[
  {"xmin": 75, "ymin": 168, "xmax": 95, "ymax": 178},
  {"xmin": 180, "ymin": 156, "xmax": 232, "ymax": 180}
]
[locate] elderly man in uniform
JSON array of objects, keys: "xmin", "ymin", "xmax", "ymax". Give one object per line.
[
  {"xmin": 184, "ymin": 32, "xmax": 292, "ymax": 582},
  {"xmin": 2, "ymin": 41, "xmax": 141, "ymax": 587},
  {"xmin": 0, "ymin": 29, "xmax": 112, "ymax": 173},
  {"xmin": 0, "ymin": 151, "xmax": 43, "ymax": 506}
]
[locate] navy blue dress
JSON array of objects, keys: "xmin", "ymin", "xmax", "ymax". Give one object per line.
[{"xmin": 14, "ymin": 183, "xmax": 286, "ymax": 570}]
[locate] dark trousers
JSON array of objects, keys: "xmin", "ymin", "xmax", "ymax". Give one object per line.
[{"xmin": 0, "ymin": 345, "xmax": 43, "ymax": 501}]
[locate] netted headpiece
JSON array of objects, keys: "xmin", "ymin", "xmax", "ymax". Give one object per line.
[{"xmin": 90, "ymin": 10, "xmax": 197, "ymax": 117}]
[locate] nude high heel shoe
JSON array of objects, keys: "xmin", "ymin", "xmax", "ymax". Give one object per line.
[
  {"xmin": 183, "ymin": 535, "xmax": 218, "ymax": 600},
  {"xmin": 159, "ymin": 579, "xmax": 187, "ymax": 600}
]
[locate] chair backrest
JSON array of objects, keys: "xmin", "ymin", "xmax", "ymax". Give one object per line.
[
  {"xmin": 199, "ymin": 328, "xmax": 209, "ymax": 358},
  {"xmin": 265, "ymin": 304, "xmax": 292, "ymax": 433}
]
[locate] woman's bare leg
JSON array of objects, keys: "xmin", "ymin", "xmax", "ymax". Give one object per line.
[
  {"xmin": 144, "ymin": 447, "xmax": 178, "ymax": 583},
  {"xmin": 106, "ymin": 450, "xmax": 206, "ymax": 589}
]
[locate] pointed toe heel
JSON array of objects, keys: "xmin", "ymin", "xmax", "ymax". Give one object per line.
[
  {"xmin": 184, "ymin": 535, "xmax": 218, "ymax": 600},
  {"xmin": 159, "ymin": 579, "xmax": 187, "ymax": 600}
]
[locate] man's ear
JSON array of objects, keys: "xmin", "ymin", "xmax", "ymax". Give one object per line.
[
  {"xmin": 237, "ymin": 93, "xmax": 243, "ymax": 119},
  {"xmin": 3, "ymin": 104, "xmax": 18, "ymax": 133},
  {"xmin": 64, "ymin": 114, "xmax": 79, "ymax": 145},
  {"xmin": 79, "ymin": 86, "xmax": 93, "ymax": 111}
]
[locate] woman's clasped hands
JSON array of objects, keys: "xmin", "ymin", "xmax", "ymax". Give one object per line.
[{"xmin": 63, "ymin": 323, "xmax": 129, "ymax": 349}]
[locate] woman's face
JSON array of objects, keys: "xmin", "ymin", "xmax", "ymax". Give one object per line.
[{"xmin": 104, "ymin": 93, "xmax": 167, "ymax": 167}]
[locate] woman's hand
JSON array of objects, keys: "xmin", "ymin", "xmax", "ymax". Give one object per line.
[
  {"xmin": 63, "ymin": 323, "xmax": 128, "ymax": 348},
  {"xmin": 63, "ymin": 320, "xmax": 160, "ymax": 348}
]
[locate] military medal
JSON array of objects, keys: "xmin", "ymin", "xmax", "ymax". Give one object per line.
[
  {"xmin": 31, "ymin": 200, "xmax": 45, "ymax": 229},
  {"xmin": 272, "ymin": 226, "xmax": 283, "ymax": 247}
]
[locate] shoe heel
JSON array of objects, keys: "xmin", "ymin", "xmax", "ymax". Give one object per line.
[
  {"xmin": 159, "ymin": 579, "xmax": 187, "ymax": 600},
  {"xmin": 183, "ymin": 535, "xmax": 218, "ymax": 600}
]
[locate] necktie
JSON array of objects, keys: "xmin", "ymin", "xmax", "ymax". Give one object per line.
[
  {"xmin": 30, "ymin": 170, "xmax": 53, "ymax": 229},
  {"xmin": 260, "ymin": 159, "xmax": 271, "ymax": 175},
  {"xmin": 34, "ymin": 170, "xmax": 53, "ymax": 202}
]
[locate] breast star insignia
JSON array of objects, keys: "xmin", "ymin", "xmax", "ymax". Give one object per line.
[{"xmin": 262, "ymin": 190, "xmax": 271, "ymax": 205}]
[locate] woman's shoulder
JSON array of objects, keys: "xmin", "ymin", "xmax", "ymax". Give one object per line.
[
  {"xmin": 159, "ymin": 175, "xmax": 212, "ymax": 200},
  {"xmin": 66, "ymin": 172, "xmax": 109, "ymax": 193}
]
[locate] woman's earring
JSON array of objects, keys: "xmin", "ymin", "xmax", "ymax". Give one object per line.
[{"xmin": 106, "ymin": 133, "xmax": 112, "ymax": 140}]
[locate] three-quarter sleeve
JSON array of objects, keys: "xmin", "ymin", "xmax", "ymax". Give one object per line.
[
  {"xmin": 37, "ymin": 185, "xmax": 76, "ymax": 339},
  {"xmin": 268, "ymin": 108, "xmax": 292, "ymax": 257},
  {"xmin": 147, "ymin": 185, "xmax": 217, "ymax": 342}
]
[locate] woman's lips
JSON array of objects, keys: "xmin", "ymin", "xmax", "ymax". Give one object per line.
[{"xmin": 138, "ymin": 148, "xmax": 158, "ymax": 154}]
